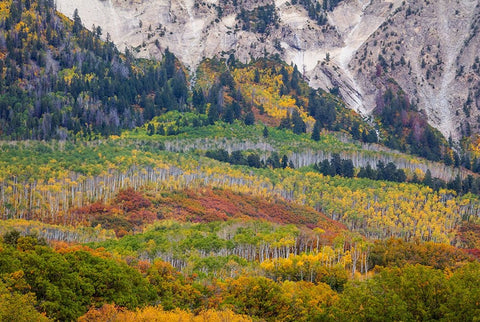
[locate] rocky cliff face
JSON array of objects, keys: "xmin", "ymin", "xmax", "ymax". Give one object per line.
[
  {"xmin": 55, "ymin": 0, "xmax": 480, "ymax": 140},
  {"xmin": 347, "ymin": 0, "xmax": 480, "ymax": 140}
]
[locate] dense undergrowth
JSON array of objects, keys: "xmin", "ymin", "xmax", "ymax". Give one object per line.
[{"xmin": 0, "ymin": 228, "xmax": 479, "ymax": 321}]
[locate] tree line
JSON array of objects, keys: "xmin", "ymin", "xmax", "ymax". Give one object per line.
[
  {"xmin": 313, "ymin": 153, "xmax": 480, "ymax": 196},
  {"xmin": 205, "ymin": 149, "xmax": 294, "ymax": 169}
]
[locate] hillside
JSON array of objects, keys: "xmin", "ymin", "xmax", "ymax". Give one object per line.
[
  {"xmin": 2, "ymin": 117, "xmax": 480, "ymax": 245},
  {"xmin": 1, "ymin": 1, "xmax": 480, "ymax": 321},
  {"xmin": 55, "ymin": 0, "xmax": 480, "ymax": 141},
  {"xmin": 0, "ymin": 0, "xmax": 189, "ymax": 139}
]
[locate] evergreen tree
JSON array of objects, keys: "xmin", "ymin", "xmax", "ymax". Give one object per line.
[
  {"xmin": 72, "ymin": 9, "xmax": 83, "ymax": 35},
  {"xmin": 227, "ymin": 53, "xmax": 236, "ymax": 67},
  {"xmin": 375, "ymin": 161, "xmax": 385, "ymax": 180},
  {"xmin": 342, "ymin": 159, "xmax": 355, "ymax": 178},
  {"xmin": 223, "ymin": 105, "xmax": 235, "ymax": 124},
  {"xmin": 396, "ymin": 169, "xmax": 407, "ymax": 183},
  {"xmin": 364, "ymin": 163, "xmax": 375, "ymax": 179},
  {"xmin": 230, "ymin": 151, "xmax": 247, "ymax": 165},
  {"xmin": 263, "ymin": 126, "xmax": 269, "ymax": 138},
  {"xmin": 266, "ymin": 152, "xmax": 281, "ymax": 168},
  {"xmin": 319, "ymin": 159, "xmax": 333, "ymax": 176},
  {"xmin": 351, "ymin": 123, "xmax": 360, "ymax": 140},
  {"xmin": 311, "ymin": 120, "xmax": 321, "ymax": 141},
  {"xmin": 331, "ymin": 154, "xmax": 342, "ymax": 176},
  {"xmin": 244, "ymin": 111, "xmax": 255, "ymax": 125},
  {"xmin": 279, "ymin": 114, "xmax": 291, "ymax": 130},
  {"xmin": 291, "ymin": 110, "xmax": 306, "ymax": 134},
  {"xmin": 192, "ymin": 89, "xmax": 206, "ymax": 113},
  {"xmin": 423, "ymin": 169, "xmax": 433, "ymax": 188},
  {"xmin": 254, "ymin": 69, "xmax": 261, "ymax": 83},
  {"xmin": 247, "ymin": 154, "xmax": 262, "ymax": 168},
  {"xmin": 290, "ymin": 65, "xmax": 300, "ymax": 92},
  {"xmin": 207, "ymin": 104, "xmax": 219, "ymax": 125},
  {"xmin": 448, "ymin": 174, "xmax": 462, "ymax": 192},
  {"xmin": 281, "ymin": 155, "xmax": 289, "ymax": 169},
  {"xmin": 146, "ymin": 123, "xmax": 155, "ymax": 136}
]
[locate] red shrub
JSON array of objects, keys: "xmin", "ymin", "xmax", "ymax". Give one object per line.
[{"xmin": 115, "ymin": 188, "xmax": 152, "ymax": 212}]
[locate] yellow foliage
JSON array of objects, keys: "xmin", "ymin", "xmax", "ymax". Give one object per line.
[
  {"xmin": 14, "ymin": 21, "xmax": 28, "ymax": 33},
  {"xmin": 414, "ymin": 168, "xmax": 425, "ymax": 180},
  {"xmin": 281, "ymin": 280, "xmax": 338, "ymax": 314},
  {"xmin": 0, "ymin": 2, "xmax": 11, "ymax": 20},
  {"xmin": 79, "ymin": 305, "xmax": 252, "ymax": 322},
  {"xmin": 62, "ymin": 67, "xmax": 78, "ymax": 86},
  {"xmin": 232, "ymin": 66, "xmax": 314, "ymax": 128},
  {"xmin": 84, "ymin": 73, "xmax": 96, "ymax": 82},
  {"xmin": 466, "ymin": 134, "xmax": 480, "ymax": 158}
]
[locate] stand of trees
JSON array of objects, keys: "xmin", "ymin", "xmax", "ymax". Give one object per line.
[
  {"xmin": 237, "ymin": 5, "xmax": 279, "ymax": 34},
  {"xmin": 0, "ymin": 0, "xmax": 188, "ymax": 140},
  {"xmin": 1, "ymin": 137, "xmax": 479, "ymax": 243},
  {"xmin": 377, "ymin": 88, "xmax": 449, "ymax": 162},
  {"xmin": 1, "ymin": 228, "xmax": 478, "ymax": 321},
  {"xmin": 205, "ymin": 149, "xmax": 294, "ymax": 169},
  {"xmin": 313, "ymin": 154, "xmax": 480, "ymax": 197},
  {"xmin": 290, "ymin": 0, "xmax": 343, "ymax": 26}
]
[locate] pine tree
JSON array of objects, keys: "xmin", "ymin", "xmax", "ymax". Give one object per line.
[
  {"xmin": 342, "ymin": 160, "xmax": 354, "ymax": 178},
  {"xmin": 223, "ymin": 105, "xmax": 235, "ymax": 124},
  {"xmin": 207, "ymin": 104, "xmax": 219, "ymax": 125},
  {"xmin": 72, "ymin": 9, "xmax": 83, "ymax": 35},
  {"xmin": 311, "ymin": 120, "xmax": 321, "ymax": 141},
  {"xmin": 147, "ymin": 123, "xmax": 155, "ymax": 136},
  {"xmin": 244, "ymin": 111, "xmax": 255, "ymax": 125},
  {"xmin": 254, "ymin": 69, "xmax": 261, "ymax": 83},
  {"xmin": 423, "ymin": 169, "xmax": 433, "ymax": 188},
  {"xmin": 281, "ymin": 155, "xmax": 289, "ymax": 169},
  {"xmin": 156, "ymin": 126, "xmax": 165, "ymax": 135},
  {"xmin": 263, "ymin": 126, "xmax": 269, "ymax": 138},
  {"xmin": 291, "ymin": 110, "xmax": 306, "ymax": 134}
]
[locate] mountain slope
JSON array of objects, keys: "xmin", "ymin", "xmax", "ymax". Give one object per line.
[
  {"xmin": 2, "ymin": 2, "xmax": 480, "ymax": 321},
  {"xmin": 56, "ymin": 0, "xmax": 480, "ymax": 140},
  {"xmin": 0, "ymin": 0, "xmax": 189, "ymax": 139},
  {"xmin": 349, "ymin": 0, "xmax": 480, "ymax": 139}
]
